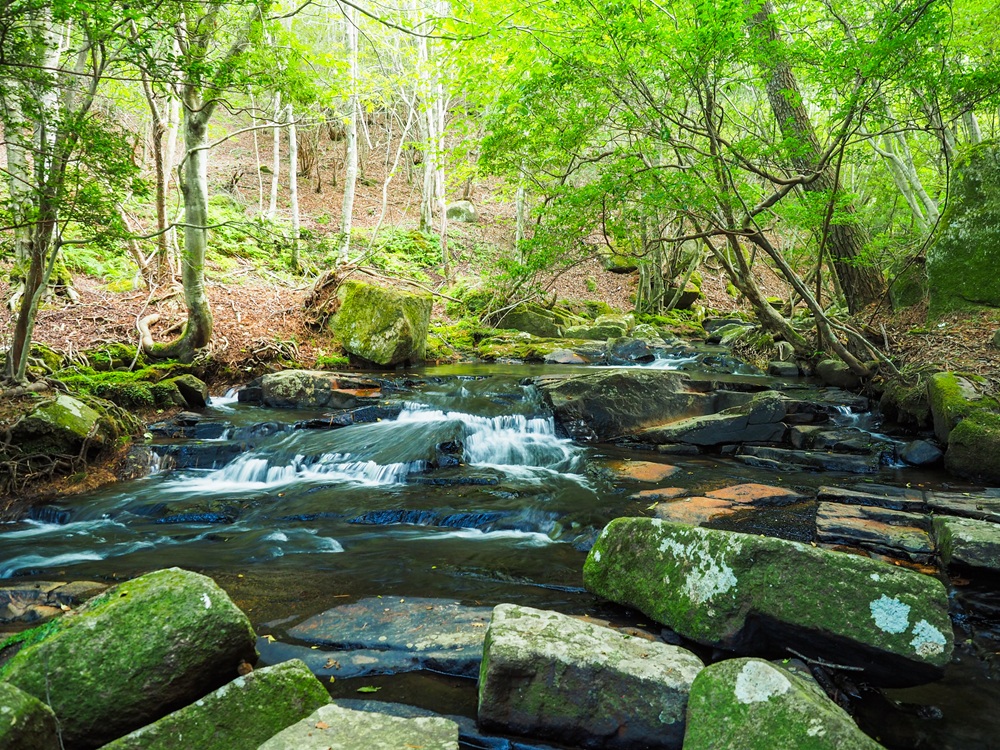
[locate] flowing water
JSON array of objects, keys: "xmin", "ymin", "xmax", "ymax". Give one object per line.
[{"xmin": 1, "ymin": 363, "xmax": 998, "ymax": 749}]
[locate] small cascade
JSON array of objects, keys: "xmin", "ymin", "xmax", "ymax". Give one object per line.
[
  {"xmin": 644, "ymin": 353, "xmax": 701, "ymax": 370},
  {"xmin": 208, "ymin": 388, "xmax": 241, "ymax": 409}
]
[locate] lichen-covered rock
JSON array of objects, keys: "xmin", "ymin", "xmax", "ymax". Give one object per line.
[
  {"xmin": 562, "ymin": 323, "xmax": 628, "ymax": 340},
  {"xmin": 927, "ymin": 142, "xmax": 1000, "ymax": 315},
  {"xmin": 584, "ymin": 519, "xmax": 952, "ymax": 686},
  {"xmin": 332, "ymin": 280, "xmax": 431, "ymax": 366},
  {"xmin": 684, "ymin": 658, "xmax": 884, "ymax": 750},
  {"xmin": 259, "ymin": 703, "xmax": 459, "ymax": 750},
  {"xmin": 9, "ymin": 394, "xmax": 110, "ymax": 458},
  {"xmin": 445, "ymin": 200, "xmax": 478, "ymax": 223},
  {"xmin": 477, "ymin": 604, "xmax": 703, "ymax": 749},
  {"xmin": 0, "ymin": 568, "xmax": 257, "ymax": 749},
  {"xmin": 0, "ymin": 682, "xmax": 59, "ymax": 750},
  {"xmin": 254, "ymin": 370, "xmax": 382, "ymax": 409},
  {"xmin": 538, "ymin": 370, "xmax": 711, "ymax": 441},
  {"xmin": 637, "ymin": 391, "xmax": 787, "ymax": 446},
  {"xmin": 934, "ymin": 516, "xmax": 1000, "ymax": 572},
  {"xmin": 102, "ymin": 660, "xmax": 329, "ymax": 750}
]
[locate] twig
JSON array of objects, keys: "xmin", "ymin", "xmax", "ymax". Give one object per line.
[{"xmin": 786, "ymin": 648, "xmax": 865, "ymax": 672}]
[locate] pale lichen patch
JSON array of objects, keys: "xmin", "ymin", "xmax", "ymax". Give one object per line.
[
  {"xmin": 910, "ymin": 619, "xmax": 947, "ymax": 658},
  {"xmin": 733, "ymin": 661, "xmax": 790, "ymax": 704},
  {"xmin": 869, "ymin": 595, "xmax": 911, "ymax": 634},
  {"xmin": 656, "ymin": 528, "xmax": 740, "ymax": 605}
]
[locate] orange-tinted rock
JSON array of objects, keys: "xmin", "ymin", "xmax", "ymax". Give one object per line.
[
  {"xmin": 704, "ymin": 483, "xmax": 802, "ymax": 506},
  {"xmin": 607, "ymin": 460, "xmax": 679, "ymax": 483},
  {"xmin": 631, "ymin": 487, "xmax": 687, "ymax": 501},
  {"xmin": 653, "ymin": 497, "xmax": 737, "ymax": 525}
]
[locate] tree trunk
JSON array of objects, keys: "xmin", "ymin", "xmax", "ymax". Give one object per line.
[
  {"xmin": 267, "ymin": 92, "xmax": 282, "ymax": 220},
  {"xmin": 287, "ymin": 102, "xmax": 300, "ymax": 270},
  {"xmin": 751, "ymin": 0, "xmax": 884, "ymax": 313},
  {"xmin": 338, "ymin": 5, "xmax": 359, "ymax": 265}
]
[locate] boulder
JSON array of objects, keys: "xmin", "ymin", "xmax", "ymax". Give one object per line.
[
  {"xmin": 0, "ymin": 682, "xmax": 59, "ymax": 750},
  {"xmin": 926, "ymin": 371, "xmax": 984, "ymax": 443},
  {"xmin": 684, "ymin": 658, "xmax": 884, "ymax": 750},
  {"xmin": 605, "ymin": 337, "xmax": 656, "ymax": 364},
  {"xmin": 0, "ymin": 568, "xmax": 257, "ymax": 749},
  {"xmin": 926, "ymin": 489, "xmax": 1000, "ymax": 523},
  {"xmin": 543, "ymin": 349, "xmax": 588, "ymax": 365},
  {"xmin": 9, "ymin": 394, "xmax": 110, "ymax": 458},
  {"xmin": 562, "ymin": 323, "xmax": 627, "ymax": 341},
  {"xmin": 285, "ymin": 597, "xmax": 491, "ymax": 679},
  {"xmin": 767, "ymin": 360, "xmax": 799, "ymax": 378},
  {"xmin": 260, "ymin": 703, "xmax": 458, "ymax": 750},
  {"xmin": 899, "ymin": 439, "xmax": 943, "ymax": 466},
  {"xmin": 945, "ymin": 410, "xmax": 1000, "ymax": 483},
  {"xmin": 934, "ymin": 516, "xmax": 1000, "ymax": 573},
  {"xmin": 538, "ymin": 370, "xmax": 711, "ymax": 442},
  {"xmin": 253, "ymin": 370, "xmax": 382, "ymax": 409},
  {"xmin": 103, "ymin": 660, "xmax": 329, "ymax": 750},
  {"xmin": 332, "ymin": 280, "xmax": 431, "ymax": 366},
  {"xmin": 927, "ymin": 142, "xmax": 1000, "ymax": 314},
  {"xmin": 166, "ymin": 373, "xmax": 209, "ymax": 409},
  {"xmin": 584, "ymin": 519, "xmax": 953, "ymax": 686},
  {"xmin": 815, "ymin": 359, "xmax": 862, "ymax": 390},
  {"xmin": 445, "ymin": 200, "xmax": 478, "ymax": 223},
  {"xmin": 477, "ymin": 604, "xmax": 703, "ymax": 750},
  {"xmin": 638, "ymin": 391, "xmax": 787, "ymax": 447},
  {"xmin": 495, "ymin": 305, "xmax": 564, "ymax": 338}
]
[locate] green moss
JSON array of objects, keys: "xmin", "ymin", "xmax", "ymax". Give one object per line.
[
  {"xmin": 315, "ymin": 352, "xmax": 350, "ymax": 369},
  {"xmin": 332, "ymin": 280, "xmax": 432, "ymax": 366},
  {"xmin": 636, "ymin": 310, "xmax": 705, "ymax": 338},
  {"xmin": 83, "ymin": 343, "xmax": 144, "ymax": 372},
  {"xmin": 477, "ymin": 334, "xmax": 579, "ymax": 362},
  {"xmin": 56, "ymin": 365, "xmax": 189, "ymax": 410},
  {"xmin": 945, "ymin": 409, "xmax": 1000, "ymax": 482},
  {"xmin": 879, "ymin": 376, "xmax": 931, "ymax": 429}
]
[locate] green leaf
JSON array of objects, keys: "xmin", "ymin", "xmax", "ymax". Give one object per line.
[{"xmin": 356, "ymin": 686, "xmax": 381, "ymax": 693}]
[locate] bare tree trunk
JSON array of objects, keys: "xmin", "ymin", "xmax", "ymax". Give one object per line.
[
  {"xmin": 267, "ymin": 92, "xmax": 282, "ymax": 220},
  {"xmin": 751, "ymin": 0, "xmax": 884, "ymax": 313},
  {"xmin": 338, "ymin": 5, "xmax": 359, "ymax": 265},
  {"xmin": 287, "ymin": 102, "xmax": 300, "ymax": 270}
]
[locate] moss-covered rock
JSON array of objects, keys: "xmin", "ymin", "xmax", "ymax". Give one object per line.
[
  {"xmin": 477, "ymin": 334, "xmax": 591, "ymax": 362},
  {"xmin": 9, "ymin": 394, "xmax": 110, "ymax": 458},
  {"xmin": 584, "ymin": 519, "xmax": 952, "ymax": 686},
  {"xmin": 0, "ymin": 682, "xmax": 60, "ymax": 750},
  {"xmin": 0, "ymin": 567, "xmax": 257, "ymax": 749},
  {"xmin": 878, "ymin": 377, "xmax": 931, "ymax": 429},
  {"xmin": 927, "ymin": 142, "xmax": 1000, "ymax": 315},
  {"xmin": 260, "ymin": 703, "xmax": 459, "ymax": 750},
  {"xmin": 166, "ymin": 373, "xmax": 209, "ymax": 409},
  {"xmin": 26, "ymin": 344, "xmax": 63, "ymax": 376},
  {"xmin": 934, "ymin": 515, "xmax": 1000, "ymax": 572},
  {"xmin": 478, "ymin": 604, "xmax": 703, "ymax": 750},
  {"xmin": 945, "ymin": 409, "xmax": 1000, "ymax": 483},
  {"xmin": 889, "ymin": 259, "xmax": 928, "ymax": 310},
  {"xmin": 561, "ymin": 323, "xmax": 627, "ymax": 340},
  {"xmin": 926, "ymin": 371, "xmax": 985, "ymax": 442},
  {"xmin": 255, "ymin": 370, "xmax": 381, "ymax": 409},
  {"xmin": 684, "ymin": 658, "xmax": 884, "ymax": 750},
  {"xmin": 82, "ymin": 343, "xmax": 143, "ymax": 372},
  {"xmin": 103, "ymin": 660, "xmax": 329, "ymax": 750},
  {"xmin": 332, "ymin": 280, "xmax": 431, "ymax": 366},
  {"xmin": 494, "ymin": 304, "xmax": 564, "ymax": 338}
]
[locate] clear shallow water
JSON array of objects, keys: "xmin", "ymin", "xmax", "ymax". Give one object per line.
[{"xmin": 2, "ymin": 367, "xmax": 999, "ymax": 749}]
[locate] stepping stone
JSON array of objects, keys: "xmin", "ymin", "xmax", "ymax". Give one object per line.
[
  {"xmin": 631, "ymin": 487, "xmax": 687, "ymax": 502},
  {"xmin": 816, "ymin": 503, "xmax": 934, "ymax": 564},
  {"xmin": 934, "ymin": 516, "xmax": 1000, "ymax": 572},
  {"xmin": 605, "ymin": 460, "xmax": 679, "ymax": 482},
  {"xmin": 705, "ymin": 483, "xmax": 803, "ymax": 506},
  {"xmin": 817, "ymin": 486, "xmax": 927, "ymax": 512},
  {"xmin": 926, "ymin": 490, "xmax": 1000, "ymax": 524},
  {"xmin": 654, "ymin": 497, "xmax": 739, "ymax": 525}
]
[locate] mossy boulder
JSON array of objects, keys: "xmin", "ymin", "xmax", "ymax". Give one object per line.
[
  {"xmin": 254, "ymin": 370, "xmax": 381, "ymax": 409},
  {"xmin": 934, "ymin": 515, "xmax": 1000, "ymax": 573},
  {"xmin": 166, "ymin": 374, "xmax": 209, "ymax": 409},
  {"xmin": 684, "ymin": 658, "xmax": 884, "ymax": 750},
  {"xmin": 445, "ymin": 200, "xmax": 478, "ymax": 223},
  {"xmin": 945, "ymin": 409, "xmax": 1000, "ymax": 483},
  {"xmin": 477, "ymin": 334, "xmax": 595, "ymax": 363},
  {"xmin": 926, "ymin": 371, "xmax": 984, "ymax": 442},
  {"xmin": 260, "ymin": 703, "xmax": 459, "ymax": 750},
  {"xmin": 103, "ymin": 660, "xmax": 329, "ymax": 750},
  {"xmin": 0, "ymin": 682, "xmax": 60, "ymax": 750},
  {"xmin": 584, "ymin": 519, "xmax": 952, "ymax": 686},
  {"xmin": 332, "ymin": 280, "xmax": 431, "ymax": 366},
  {"xmin": 562, "ymin": 323, "xmax": 627, "ymax": 340},
  {"xmin": 9, "ymin": 394, "xmax": 112, "ymax": 458},
  {"xmin": 478, "ymin": 604, "xmax": 703, "ymax": 750},
  {"xmin": 495, "ymin": 304, "xmax": 564, "ymax": 338},
  {"xmin": 927, "ymin": 142, "xmax": 1000, "ymax": 315},
  {"xmin": 0, "ymin": 567, "xmax": 257, "ymax": 749},
  {"xmin": 888, "ymin": 259, "xmax": 927, "ymax": 310},
  {"xmin": 878, "ymin": 377, "xmax": 931, "ymax": 429}
]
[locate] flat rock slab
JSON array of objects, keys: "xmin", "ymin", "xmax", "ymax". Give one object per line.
[
  {"xmin": 926, "ymin": 490, "xmax": 1000, "ymax": 524},
  {"xmin": 260, "ymin": 703, "xmax": 458, "ymax": 750},
  {"xmin": 631, "ymin": 487, "xmax": 687, "ymax": 502},
  {"xmin": 816, "ymin": 503, "xmax": 935, "ymax": 564},
  {"xmin": 604, "ymin": 460, "xmax": 679, "ymax": 482},
  {"xmin": 934, "ymin": 516, "xmax": 1000, "ymax": 572},
  {"xmin": 817, "ymin": 486, "xmax": 928, "ymax": 512},
  {"xmin": 705, "ymin": 483, "xmax": 803, "ymax": 506},
  {"xmin": 287, "ymin": 597, "xmax": 491, "ymax": 677},
  {"xmin": 655, "ymin": 497, "xmax": 740, "ymax": 526},
  {"xmin": 684, "ymin": 658, "xmax": 884, "ymax": 750},
  {"xmin": 478, "ymin": 604, "xmax": 703, "ymax": 750},
  {"xmin": 738, "ymin": 446, "xmax": 879, "ymax": 474},
  {"xmin": 585, "ymin": 519, "xmax": 953, "ymax": 686}
]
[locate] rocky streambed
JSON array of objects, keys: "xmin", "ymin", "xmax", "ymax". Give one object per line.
[{"xmin": 2, "ymin": 364, "xmax": 1000, "ymax": 748}]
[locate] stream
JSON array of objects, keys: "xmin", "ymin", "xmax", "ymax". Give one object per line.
[{"xmin": 2, "ymin": 362, "xmax": 999, "ymax": 749}]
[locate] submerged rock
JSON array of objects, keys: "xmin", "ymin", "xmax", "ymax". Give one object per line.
[
  {"xmin": 103, "ymin": 660, "xmax": 329, "ymax": 750},
  {"xmin": 584, "ymin": 519, "xmax": 953, "ymax": 686},
  {"xmin": 0, "ymin": 568, "xmax": 257, "ymax": 749},
  {"xmin": 684, "ymin": 658, "xmax": 884, "ymax": 750},
  {"xmin": 260, "ymin": 703, "xmax": 459, "ymax": 750},
  {"xmin": 332, "ymin": 279, "xmax": 432, "ymax": 366},
  {"xmin": 478, "ymin": 604, "xmax": 703, "ymax": 749},
  {"xmin": 0, "ymin": 682, "xmax": 59, "ymax": 750}
]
